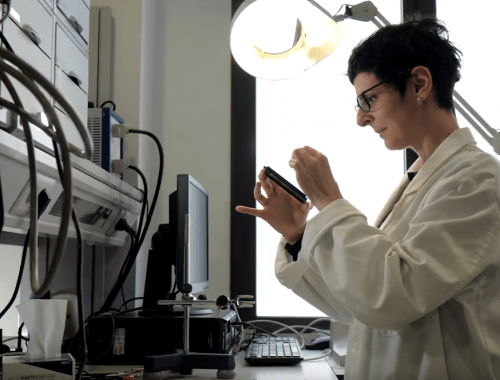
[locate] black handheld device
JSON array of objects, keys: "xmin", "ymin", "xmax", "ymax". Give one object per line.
[{"xmin": 264, "ymin": 166, "xmax": 307, "ymax": 204}]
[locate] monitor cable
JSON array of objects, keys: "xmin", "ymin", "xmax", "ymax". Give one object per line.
[
  {"xmin": 98, "ymin": 129, "xmax": 163, "ymax": 313},
  {"xmin": 128, "ymin": 165, "xmax": 148, "ymax": 240},
  {"xmin": 127, "ymin": 129, "xmax": 163, "ymax": 249}
]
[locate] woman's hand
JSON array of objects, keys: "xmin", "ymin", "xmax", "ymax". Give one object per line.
[
  {"xmin": 290, "ymin": 146, "xmax": 342, "ymax": 211},
  {"xmin": 235, "ymin": 168, "xmax": 311, "ymax": 243}
]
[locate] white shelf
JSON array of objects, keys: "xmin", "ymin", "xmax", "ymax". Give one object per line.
[{"xmin": 0, "ymin": 129, "xmax": 143, "ymax": 246}]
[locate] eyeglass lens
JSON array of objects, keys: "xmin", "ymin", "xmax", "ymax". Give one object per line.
[{"xmin": 357, "ymin": 95, "xmax": 369, "ymax": 112}]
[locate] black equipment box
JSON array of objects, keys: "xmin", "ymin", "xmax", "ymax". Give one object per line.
[{"xmin": 87, "ymin": 309, "xmax": 237, "ymax": 365}]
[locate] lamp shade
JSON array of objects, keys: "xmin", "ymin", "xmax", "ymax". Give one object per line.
[{"xmin": 230, "ymin": 0, "xmax": 341, "ymax": 80}]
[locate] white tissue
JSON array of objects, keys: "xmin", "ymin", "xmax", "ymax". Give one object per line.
[{"xmin": 17, "ymin": 299, "xmax": 68, "ymax": 360}]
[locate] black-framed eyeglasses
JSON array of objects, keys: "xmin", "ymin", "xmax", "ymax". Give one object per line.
[{"xmin": 355, "ymin": 69, "xmax": 412, "ymax": 113}]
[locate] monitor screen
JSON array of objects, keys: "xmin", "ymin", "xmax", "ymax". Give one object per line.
[
  {"xmin": 141, "ymin": 174, "xmax": 210, "ymax": 315},
  {"xmin": 175, "ymin": 174, "xmax": 210, "ymax": 294}
]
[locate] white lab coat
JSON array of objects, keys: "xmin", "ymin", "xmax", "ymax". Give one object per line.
[{"xmin": 275, "ymin": 128, "xmax": 500, "ymax": 380}]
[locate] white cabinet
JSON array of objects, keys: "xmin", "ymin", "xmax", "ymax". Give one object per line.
[
  {"xmin": 8, "ymin": 0, "xmax": 53, "ymax": 58},
  {"xmin": 0, "ymin": 0, "xmax": 142, "ymax": 246},
  {"xmin": 56, "ymin": 0, "xmax": 90, "ymax": 44},
  {"xmin": 2, "ymin": 0, "xmax": 90, "ymax": 153}
]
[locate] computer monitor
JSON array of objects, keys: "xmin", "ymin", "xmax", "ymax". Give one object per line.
[
  {"xmin": 141, "ymin": 174, "xmax": 210, "ymax": 315},
  {"xmin": 174, "ymin": 174, "xmax": 210, "ymax": 294}
]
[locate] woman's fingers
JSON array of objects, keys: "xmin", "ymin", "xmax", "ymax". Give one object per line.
[
  {"xmin": 235, "ymin": 205, "xmax": 264, "ymax": 218},
  {"xmin": 254, "ymin": 181, "xmax": 268, "ymax": 206}
]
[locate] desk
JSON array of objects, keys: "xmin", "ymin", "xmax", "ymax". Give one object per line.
[{"xmin": 86, "ymin": 350, "xmax": 343, "ymax": 379}]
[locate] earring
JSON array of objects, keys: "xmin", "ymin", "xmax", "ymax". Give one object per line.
[{"xmin": 418, "ymin": 98, "xmax": 425, "ymax": 105}]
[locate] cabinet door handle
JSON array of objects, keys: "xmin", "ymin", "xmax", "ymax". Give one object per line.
[
  {"xmin": 68, "ymin": 16, "xmax": 84, "ymax": 34},
  {"xmin": 21, "ymin": 24, "xmax": 42, "ymax": 45},
  {"xmin": 66, "ymin": 70, "xmax": 82, "ymax": 87}
]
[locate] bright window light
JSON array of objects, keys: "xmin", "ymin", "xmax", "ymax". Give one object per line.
[
  {"xmin": 256, "ymin": 0, "xmax": 402, "ymax": 317},
  {"xmin": 437, "ymin": 0, "xmax": 500, "ymax": 157}
]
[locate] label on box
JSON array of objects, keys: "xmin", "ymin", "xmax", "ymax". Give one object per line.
[{"xmin": 113, "ymin": 328, "xmax": 126, "ymax": 355}]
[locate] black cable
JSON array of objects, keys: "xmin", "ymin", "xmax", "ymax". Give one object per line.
[
  {"xmin": 2, "ymin": 336, "xmax": 28, "ymax": 344},
  {"xmin": 232, "ymin": 322, "xmax": 276, "ymax": 337},
  {"xmin": 0, "ymin": 31, "xmax": 13, "ymax": 53},
  {"xmin": 116, "ymin": 224, "xmax": 137, "ymax": 282},
  {"xmin": 17, "ymin": 322, "xmax": 25, "ymax": 352},
  {"xmin": 120, "ymin": 287, "xmax": 127, "ymax": 310},
  {"xmin": 118, "ymin": 297, "xmax": 144, "ymax": 312},
  {"xmin": 53, "ymin": 142, "xmax": 86, "ymax": 380},
  {"xmin": 99, "ymin": 100, "xmax": 116, "ymax": 111},
  {"xmin": 86, "ymin": 312, "xmax": 116, "ymax": 364},
  {"xmin": 116, "ymin": 306, "xmax": 143, "ymax": 316},
  {"xmin": 128, "ymin": 129, "xmax": 163, "ymax": 249},
  {"xmin": 128, "ymin": 165, "xmax": 148, "ymax": 240},
  {"xmin": 98, "ymin": 130, "xmax": 163, "ymax": 313},
  {"xmin": 0, "ymin": 228, "xmax": 29, "ymax": 320},
  {"xmin": 117, "ymin": 226, "xmax": 137, "ymax": 310}
]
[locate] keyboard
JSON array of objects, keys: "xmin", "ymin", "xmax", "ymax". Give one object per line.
[{"xmin": 244, "ymin": 336, "xmax": 304, "ymax": 366}]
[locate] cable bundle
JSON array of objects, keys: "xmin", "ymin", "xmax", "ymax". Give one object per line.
[{"xmin": 0, "ymin": 31, "xmax": 92, "ymax": 379}]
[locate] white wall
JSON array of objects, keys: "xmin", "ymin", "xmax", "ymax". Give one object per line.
[
  {"xmin": 91, "ymin": 0, "xmax": 232, "ymax": 300},
  {"xmin": 0, "ymin": 244, "xmax": 23, "ymax": 336}
]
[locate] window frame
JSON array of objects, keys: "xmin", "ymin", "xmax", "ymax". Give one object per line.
[{"xmin": 230, "ymin": 0, "xmax": 436, "ymax": 326}]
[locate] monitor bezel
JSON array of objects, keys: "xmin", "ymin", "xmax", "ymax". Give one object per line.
[{"xmin": 175, "ymin": 174, "xmax": 210, "ymax": 295}]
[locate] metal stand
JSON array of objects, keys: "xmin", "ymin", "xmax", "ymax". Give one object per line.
[
  {"xmin": 142, "ymin": 294, "xmax": 254, "ymax": 379},
  {"xmin": 143, "ymin": 216, "xmax": 254, "ymax": 379}
]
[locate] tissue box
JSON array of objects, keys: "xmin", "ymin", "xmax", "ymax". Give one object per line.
[{"xmin": 2, "ymin": 353, "xmax": 74, "ymax": 380}]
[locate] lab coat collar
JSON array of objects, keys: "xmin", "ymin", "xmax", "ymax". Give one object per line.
[
  {"xmin": 374, "ymin": 128, "xmax": 476, "ymax": 228},
  {"xmin": 404, "ymin": 127, "xmax": 476, "ymax": 196}
]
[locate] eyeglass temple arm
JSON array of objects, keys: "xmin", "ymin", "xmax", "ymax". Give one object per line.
[{"xmin": 306, "ymin": 0, "xmax": 500, "ymax": 154}]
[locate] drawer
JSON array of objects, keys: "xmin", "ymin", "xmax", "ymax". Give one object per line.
[
  {"xmin": 8, "ymin": 0, "xmax": 53, "ymax": 58},
  {"xmin": 41, "ymin": 0, "xmax": 54, "ymax": 10},
  {"xmin": 54, "ymin": 66, "xmax": 88, "ymax": 151},
  {"xmin": 56, "ymin": 0, "xmax": 89, "ymax": 44},
  {"xmin": 55, "ymin": 24, "xmax": 88, "ymax": 94},
  {"xmin": 1, "ymin": 18, "xmax": 52, "ymax": 115}
]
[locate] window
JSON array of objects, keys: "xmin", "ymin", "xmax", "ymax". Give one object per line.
[
  {"xmin": 231, "ymin": 0, "xmax": 405, "ymax": 320},
  {"xmin": 437, "ymin": 0, "xmax": 500, "ymax": 157},
  {"xmin": 255, "ymin": 0, "xmax": 403, "ymax": 317}
]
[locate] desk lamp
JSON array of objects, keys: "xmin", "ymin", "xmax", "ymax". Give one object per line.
[{"xmin": 230, "ymin": 0, "xmax": 500, "ymax": 155}]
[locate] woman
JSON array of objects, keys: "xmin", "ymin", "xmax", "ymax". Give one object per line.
[{"xmin": 236, "ymin": 15, "xmax": 500, "ymax": 380}]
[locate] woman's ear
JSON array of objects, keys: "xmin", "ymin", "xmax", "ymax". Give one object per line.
[{"xmin": 411, "ymin": 66, "xmax": 433, "ymax": 100}]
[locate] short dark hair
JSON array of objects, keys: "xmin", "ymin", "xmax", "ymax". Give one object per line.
[{"xmin": 347, "ymin": 14, "xmax": 462, "ymax": 111}]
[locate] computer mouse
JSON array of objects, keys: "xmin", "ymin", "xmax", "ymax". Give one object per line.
[{"xmin": 304, "ymin": 336, "xmax": 331, "ymax": 350}]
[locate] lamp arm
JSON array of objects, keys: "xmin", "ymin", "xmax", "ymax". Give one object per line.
[
  {"xmin": 453, "ymin": 91, "xmax": 500, "ymax": 154},
  {"xmin": 324, "ymin": 1, "xmax": 391, "ymax": 27}
]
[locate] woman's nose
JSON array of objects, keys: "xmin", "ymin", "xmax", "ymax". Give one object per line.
[{"xmin": 356, "ymin": 108, "xmax": 372, "ymax": 127}]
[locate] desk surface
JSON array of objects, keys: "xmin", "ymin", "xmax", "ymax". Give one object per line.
[{"xmin": 86, "ymin": 350, "xmax": 343, "ymax": 380}]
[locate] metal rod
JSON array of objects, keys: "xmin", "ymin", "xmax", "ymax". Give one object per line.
[
  {"xmin": 371, "ymin": 17, "xmax": 384, "ymax": 29},
  {"xmin": 184, "ymin": 214, "xmax": 190, "ymax": 287},
  {"xmin": 375, "ymin": 11, "xmax": 391, "ymax": 26},
  {"xmin": 183, "ymin": 305, "xmax": 190, "ymax": 354},
  {"xmin": 454, "ymin": 102, "xmax": 494, "ymax": 145},
  {"xmin": 182, "ymin": 214, "xmax": 192, "ymax": 354},
  {"xmin": 158, "ymin": 299, "xmax": 218, "ymax": 307},
  {"xmin": 454, "ymin": 90, "xmax": 497, "ymax": 137}
]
